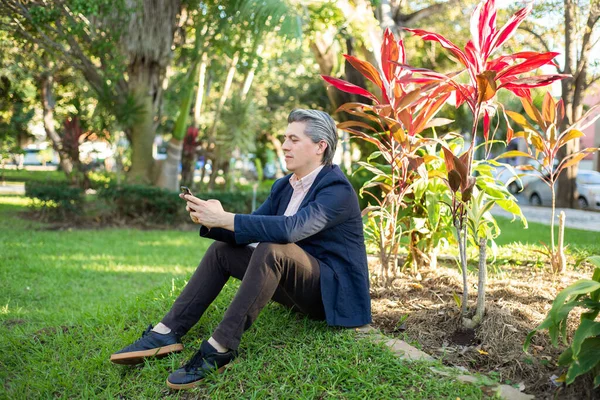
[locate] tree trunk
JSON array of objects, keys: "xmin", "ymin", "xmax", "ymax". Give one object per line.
[
  {"xmin": 241, "ymin": 45, "xmax": 263, "ymax": 101},
  {"xmin": 39, "ymin": 73, "xmax": 74, "ymax": 179},
  {"xmin": 123, "ymin": 0, "xmax": 182, "ymax": 184},
  {"xmin": 154, "ymin": 138, "xmax": 182, "ymax": 191},
  {"xmin": 127, "ymin": 65, "xmax": 158, "ymax": 184},
  {"xmin": 265, "ymin": 132, "xmax": 286, "ymax": 178},
  {"xmin": 557, "ymin": 0, "xmax": 600, "ymax": 207},
  {"xmin": 207, "ymin": 158, "xmax": 220, "ymax": 190},
  {"xmin": 194, "ymin": 53, "xmax": 209, "ymax": 127},
  {"xmin": 207, "ymin": 52, "xmax": 240, "ymax": 140}
]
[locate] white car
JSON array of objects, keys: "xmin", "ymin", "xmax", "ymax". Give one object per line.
[
  {"xmin": 492, "ymin": 160, "xmax": 553, "ymax": 195},
  {"xmin": 523, "ymin": 170, "xmax": 600, "ymax": 210}
]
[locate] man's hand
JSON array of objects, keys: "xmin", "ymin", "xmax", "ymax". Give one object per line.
[{"xmin": 180, "ymin": 194, "xmax": 235, "ymax": 231}]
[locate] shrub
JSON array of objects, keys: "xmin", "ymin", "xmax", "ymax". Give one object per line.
[
  {"xmin": 524, "ymin": 256, "xmax": 600, "ymax": 388},
  {"xmin": 97, "ymin": 184, "xmax": 271, "ymax": 225},
  {"xmin": 25, "ymin": 181, "xmax": 85, "ymax": 219},
  {"xmin": 98, "ymin": 184, "xmax": 183, "ymax": 224}
]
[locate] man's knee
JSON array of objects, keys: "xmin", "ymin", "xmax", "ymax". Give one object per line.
[
  {"xmin": 203, "ymin": 241, "xmax": 238, "ymax": 267},
  {"xmin": 254, "ymin": 242, "xmax": 288, "ymax": 257},
  {"xmin": 253, "ymin": 242, "xmax": 292, "ymax": 271},
  {"xmin": 206, "ymin": 241, "xmax": 233, "ymax": 256}
]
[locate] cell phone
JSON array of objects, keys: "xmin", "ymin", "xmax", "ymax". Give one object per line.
[{"xmin": 180, "ymin": 186, "xmax": 193, "ymax": 196}]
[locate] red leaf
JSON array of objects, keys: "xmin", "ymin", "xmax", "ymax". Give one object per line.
[
  {"xmin": 397, "ymin": 109, "xmax": 413, "ymax": 135},
  {"xmin": 542, "ymin": 92, "xmax": 556, "ymax": 125},
  {"xmin": 483, "ymin": 110, "xmax": 490, "ymax": 140},
  {"xmin": 505, "ymin": 86, "xmax": 531, "ymax": 100},
  {"xmin": 343, "ymin": 127, "xmax": 384, "ymax": 150},
  {"xmin": 490, "ymin": 3, "xmax": 532, "ymax": 54},
  {"xmin": 465, "ymin": 40, "xmax": 480, "ymax": 72},
  {"xmin": 337, "ymin": 120, "xmax": 378, "ymax": 132},
  {"xmin": 500, "ymin": 74, "xmax": 570, "ymax": 89},
  {"xmin": 413, "ymin": 92, "xmax": 452, "ymax": 135},
  {"xmin": 502, "ymin": 108, "xmax": 514, "ymax": 143},
  {"xmin": 344, "ymin": 55, "xmax": 384, "ymax": 93},
  {"xmin": 321, "ymin": 75, "xmax": 380, "ymax": 104},
  {"xmin": 556, "ymin": 98, "xmax": 565, "ymax": 125},
  {"xmin": 381, "ymin": 28, "xmax": 400, "ymax": 82},
  {"xmin": 404, "ymin": 28, "xmax": 472, "ymax": 75},
  {"xmin": 496, "ymin": 52, "xmax": 560, "ymax": 80},
  {"xmin": 470, "ymin": 0, "xmax": 496, "ymax": 59}
]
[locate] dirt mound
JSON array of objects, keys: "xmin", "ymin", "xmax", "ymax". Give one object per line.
[{"xmin": 369, "ymin": 257, "xmax": 600, "ymax": 399}]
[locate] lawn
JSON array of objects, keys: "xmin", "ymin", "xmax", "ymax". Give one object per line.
[
  {"xmin": 495, "ymin": 216, "xmax": 600, "ymax": 253},
  {"xmin": 0, "ymin": 195, "xmax": 482, "ymax": 399}
]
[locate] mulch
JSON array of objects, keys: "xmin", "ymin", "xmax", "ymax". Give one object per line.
[{"xmin": 368, "ymin": 249, "xmax": 600, "ymax": 400}]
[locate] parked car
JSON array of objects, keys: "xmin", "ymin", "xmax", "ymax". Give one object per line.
[
  {"xmin": 523, "ymin": 170, "xmax": 600, "ymax": 210},
  {"xmin": 492, "ymin": 159, "xmax": 557, "ymax": 195}
]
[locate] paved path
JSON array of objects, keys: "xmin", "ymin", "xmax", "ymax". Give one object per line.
[
  {"xmin": 0, "ymin": 182, "xmax": 25, "ymax": 195},
  {"xmin": 491, "ymin": 204, "xmax": 600, "ymax": 232}
]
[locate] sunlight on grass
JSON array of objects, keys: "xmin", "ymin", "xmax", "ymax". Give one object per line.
[
  {"xmin": 0, "ymin": 195, "xmax": 483, "ymax": 399},
  {"xmin": 0, "ymin": 195, "xmax": 31, "ymax": 206}
]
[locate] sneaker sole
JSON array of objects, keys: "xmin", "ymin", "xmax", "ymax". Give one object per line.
[
  {"xmin": 110, "ymin": 343, "xmax": 184, "ymax": 365},
  {"xmin": 165, "ymin": 365, "xmax": 229, "ymax": 390}
]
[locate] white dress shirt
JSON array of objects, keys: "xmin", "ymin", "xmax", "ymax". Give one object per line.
[{"xmin": 249, "ymin": 165, "xmax": 324, "ymax": 247}]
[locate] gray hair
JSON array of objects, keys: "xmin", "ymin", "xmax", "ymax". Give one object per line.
[{"xmin": 287, "ymin": 109, "xmax": 337, "ymax": 166}]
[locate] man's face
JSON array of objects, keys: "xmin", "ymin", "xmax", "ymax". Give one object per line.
[{"xmin": 282, "ymin": 122, "xmax": 325, "ymax": 176}]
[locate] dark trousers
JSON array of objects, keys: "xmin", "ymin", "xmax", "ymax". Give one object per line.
[{"xmin": 161, "ymin": 241, "xmax": 326, "ymax": 350}]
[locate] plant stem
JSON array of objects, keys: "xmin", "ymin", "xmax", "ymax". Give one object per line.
[
  {"xmin": 474, "ymin": 236, "xmax": 487, "ymax": 324},
  {"xmin": 455, "ymin": 216, "xmax": 468, "ymax": 317},
  {"xmin": 551, "ymin": 183, "xmax": 556, "ymax": 252},
  {"xmin": 557, "ymin": 211, "xmax": 566, "ymax": 273}
]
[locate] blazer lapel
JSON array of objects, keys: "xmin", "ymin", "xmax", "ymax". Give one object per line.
[
  {"xmin": 298, "ymin": 165, "xmax": 335, "ymax": 210},
  {"xmin": 276, "ymin": 180, "xmax": 294, "ymax": 215}
]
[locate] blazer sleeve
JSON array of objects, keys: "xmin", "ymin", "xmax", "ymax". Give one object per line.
[
  {"xmin": 199, "ymin": 190, "xmax": 275, "ymax": 244},
  {"xmin": 233, "ymin": 181, "xmax": 353, "ymax": 244}
]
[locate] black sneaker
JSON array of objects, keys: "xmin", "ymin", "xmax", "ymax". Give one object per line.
[
  {"xmin": 166, "ymin": 340, "xmax": 237, "ymax": 390},
  {"xmin": 110, "ymin": 324, "xmax": 183, "ymax": 365}
]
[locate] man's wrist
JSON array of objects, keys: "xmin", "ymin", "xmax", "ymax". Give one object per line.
[{"xmin": 222, "ymin": 212, "xmax": 236, "ymax": 231}]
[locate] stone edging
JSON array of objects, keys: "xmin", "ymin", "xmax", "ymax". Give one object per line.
[{"xmin": 354, "ymin": 325, "xmax": 534, "ymax": 400}]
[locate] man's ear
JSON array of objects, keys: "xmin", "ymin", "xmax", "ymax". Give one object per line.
[{"xmin": 317, "ymin": 141, "xmax": 328, "ymax": 155}]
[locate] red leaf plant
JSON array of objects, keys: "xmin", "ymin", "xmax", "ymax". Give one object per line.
[
  {"xmin": 405, "ymin": 0, "xmax": 568, "ymax": 142},
  {"xmin": 322, "ymin": 0, "xmax": 570, "ymax": 321}
]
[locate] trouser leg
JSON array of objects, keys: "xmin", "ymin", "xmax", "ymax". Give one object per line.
[
  {"xmin": 161, "ymin": 242, "xmax": 253, "ymax": 337},
  {"xmin": 211, "ymin": 242, "xmax": 325, "ymax": 350}
]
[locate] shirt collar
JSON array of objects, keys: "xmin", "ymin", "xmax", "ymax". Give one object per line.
[{"xmin": 289, "ymin": 165, "xmax": 324, "ymax": 191}]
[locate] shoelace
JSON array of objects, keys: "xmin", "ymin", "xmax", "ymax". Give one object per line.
[
  {"xmin": 184, "ymin": 349, "xmax": 207, "ymax": 372},
  {"xmin": 130, "ymin": 325, "xmax": 153, "ymax": 345}
]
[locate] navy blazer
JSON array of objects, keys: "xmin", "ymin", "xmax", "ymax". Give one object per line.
[{"xmin": 199, "ymin": 164, "xmax": 372, "ymax": 327}]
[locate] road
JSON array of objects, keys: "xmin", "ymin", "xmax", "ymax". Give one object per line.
[{"xmin": 491, "ymin": 201, "xmax": 600, "ymax": 232}]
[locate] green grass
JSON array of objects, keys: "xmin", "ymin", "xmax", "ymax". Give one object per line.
[
  {"xmin": 495, "ymin": 216, "xmax": 600, "ymax": 252},
  {"xmin": 0, "ymin": 168, "xmax": 67, "ymax": 183},
  {"xmin": 0, "ymin": 195, "xmax": 482, "ymax": 399}
]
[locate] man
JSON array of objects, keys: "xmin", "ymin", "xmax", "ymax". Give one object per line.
[{"xmin": 110, "ymin": 109, "xmax": 371, "ymax": 390}]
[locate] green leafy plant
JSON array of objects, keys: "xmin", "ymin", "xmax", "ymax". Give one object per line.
[
  {"xmin": 501, "ymin": 93, "xmax": 600, "ymax": 273},
  {"xmin": 323, "ymin": 0, "xmax": 561, "ymax": 327},
  {"xmin": 524, "ymin": 256, "xmax": 600, "ymax": 388},
  {"xmin": 98, "ymin": 184, "xmax": 270, "ymax": 224},
  {"xmin": 25, "ymin": 181, "xmax": 85, "ymax": 220}
]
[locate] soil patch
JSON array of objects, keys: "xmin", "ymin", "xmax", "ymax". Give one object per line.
[{"xmin": 368, "ymin": 252, "xmax": 600, "ymax": 399}]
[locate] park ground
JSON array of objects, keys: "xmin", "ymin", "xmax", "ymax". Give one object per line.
[{"xmin": 1, "ymin": 192, "xmax": 599, "ymax": 399}]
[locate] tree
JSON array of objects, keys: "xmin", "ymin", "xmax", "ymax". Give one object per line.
[
  {"xmin": 520, "ymin": 0, "xmax": 600, "ymax": 207},
  {"xmin": 1, "ymin": 0, "xmax": 183, "ymax": 184}
]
